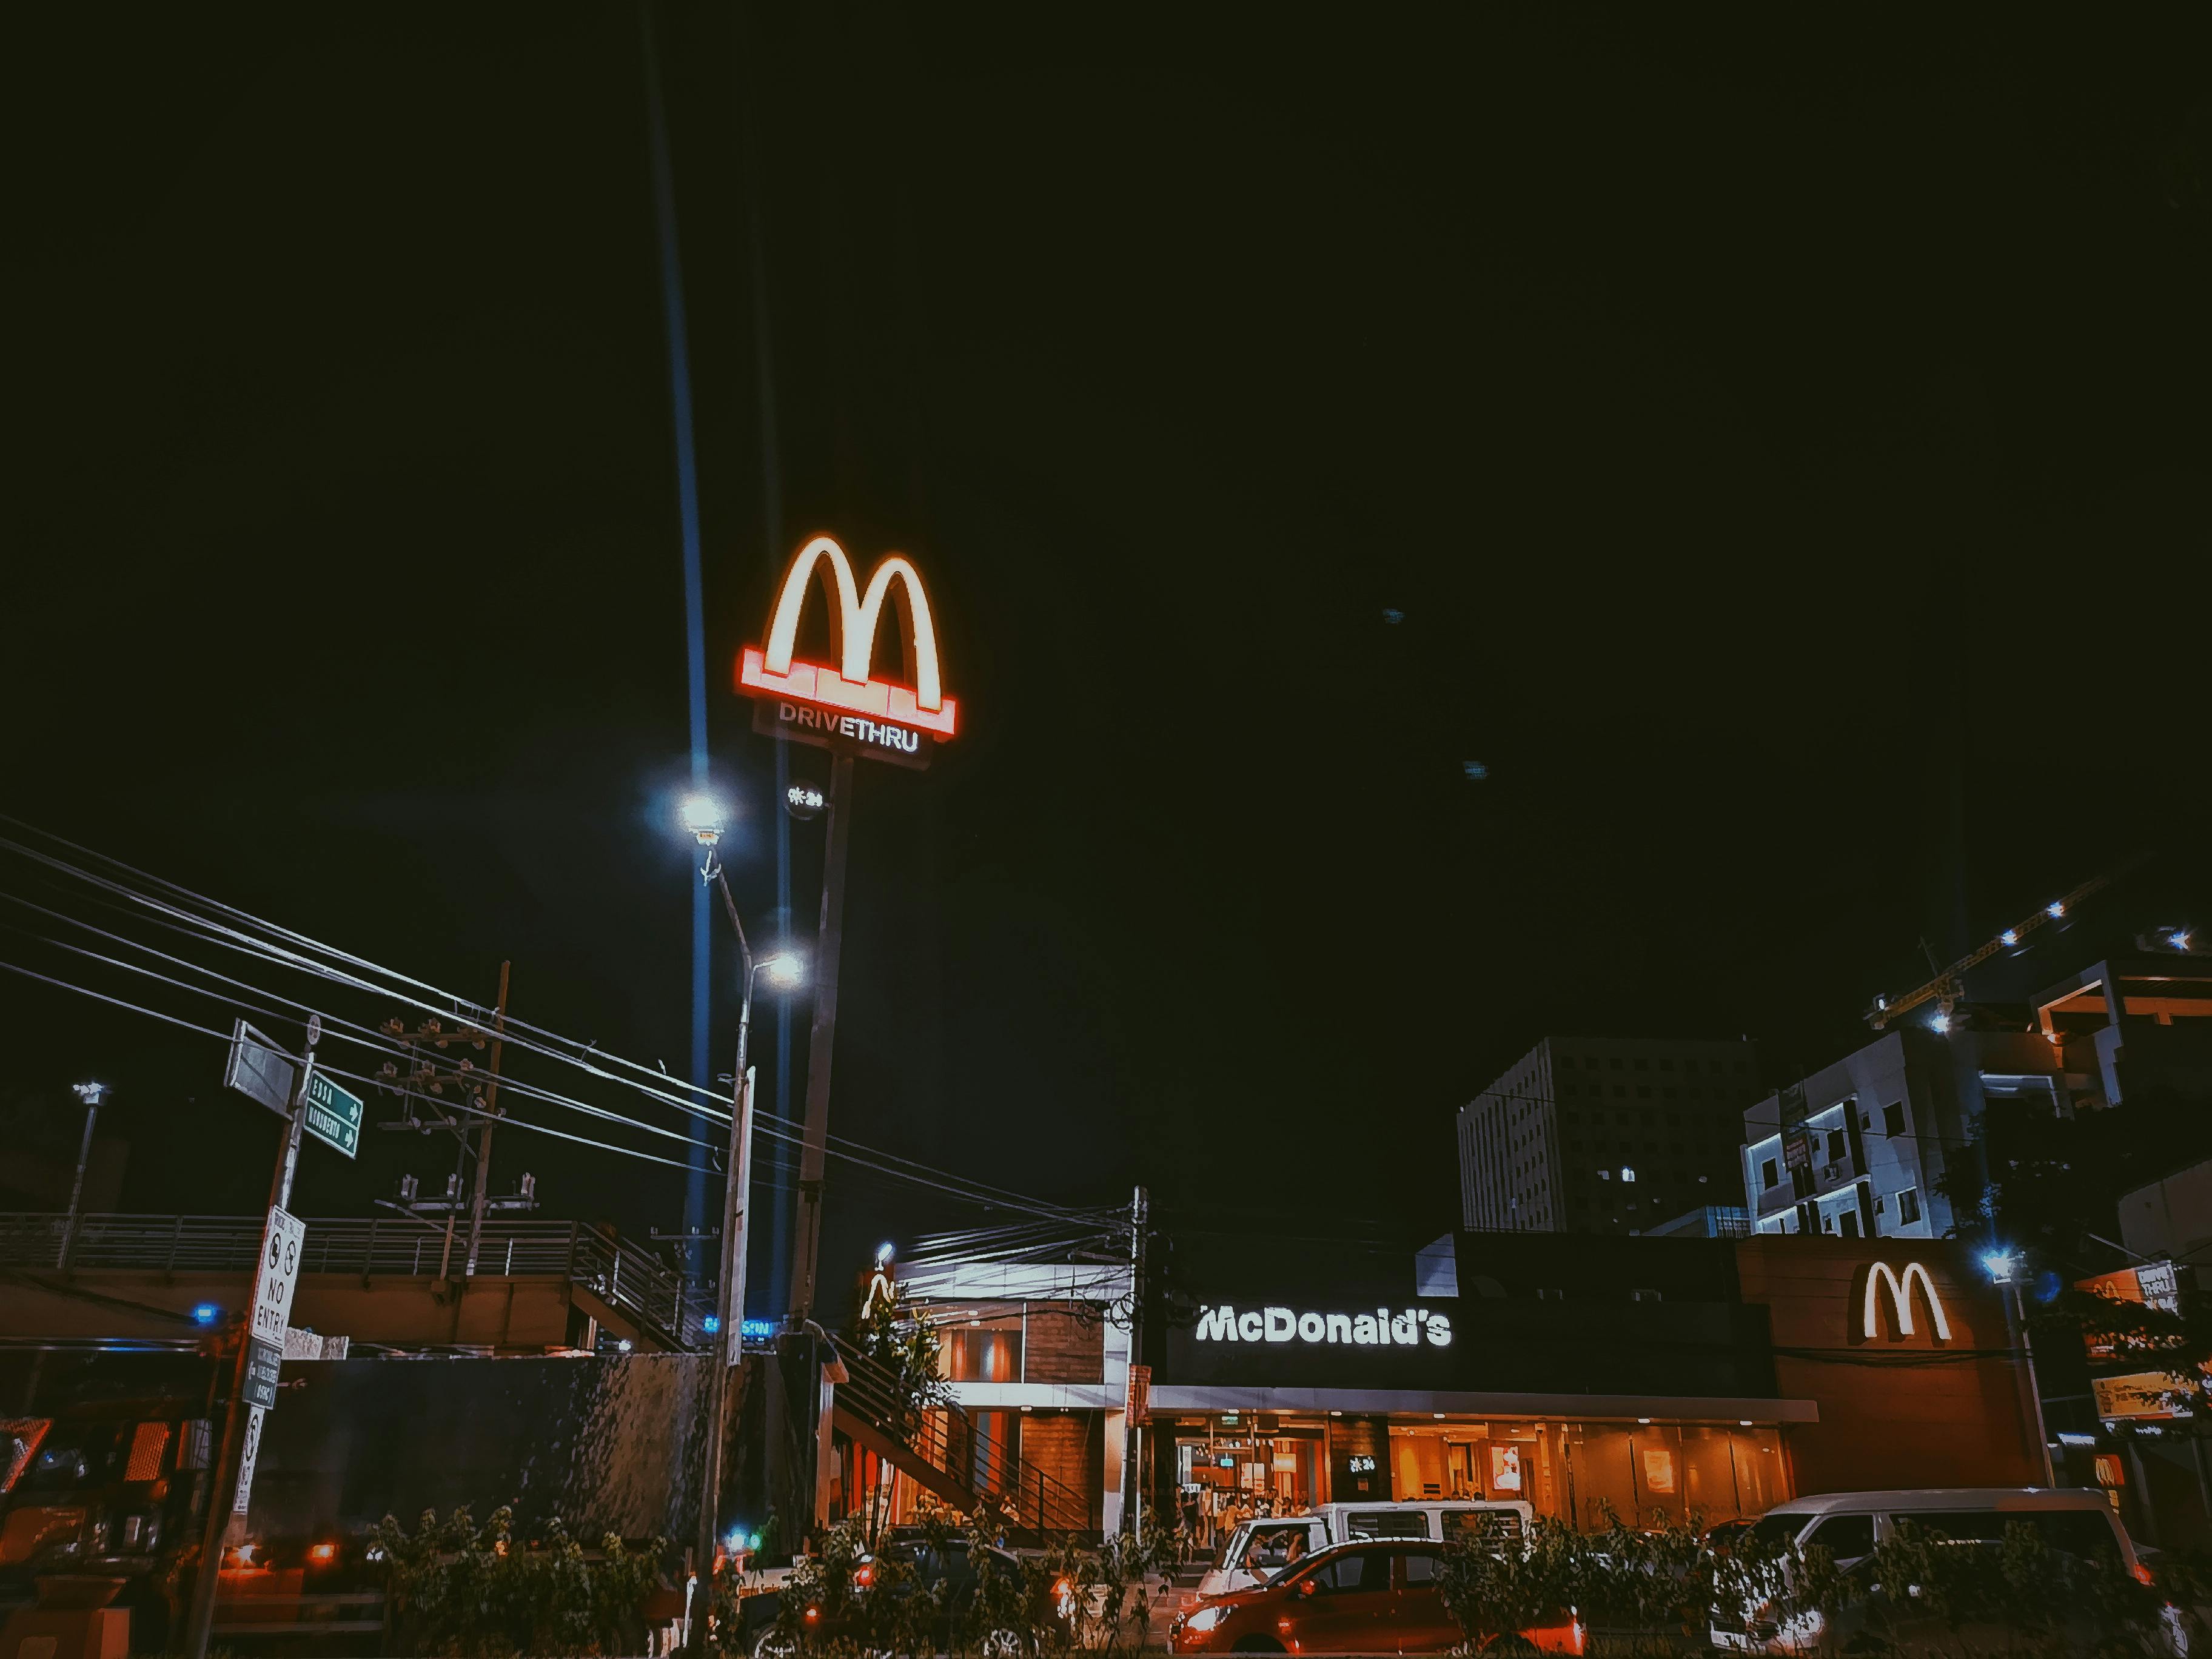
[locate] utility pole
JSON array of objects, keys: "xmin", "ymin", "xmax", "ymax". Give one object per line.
[
  {"xmin": 184, "ymin": 1016, "xmax": 318, "ymax": 1659},
  {"xmin": 463, "ymin": 962, "xmax": 513, "ymax": 1277},
  {"xmin": 1121, "ymin": 1184, "xmax": 1148, "ymax": 1535},
  {"xmin": 786, "ymin": 751, "xmax": 855, "ymax": 1324}
]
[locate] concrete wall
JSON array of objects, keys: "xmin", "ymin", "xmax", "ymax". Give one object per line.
[
  {"xmin": 0, "ymin": 1270, "xmax": 585, "ymax": 1350},
  {"xmin": 2119, "ymin": 1160, "xmax": 2212, "ymax": 1266}
]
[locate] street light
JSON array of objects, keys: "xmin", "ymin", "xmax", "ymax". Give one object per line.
[
  {"xmin": 684, "ymin": 804, "xmax": 802, "ymax": 1658},
  {"xmin": 58, "ymin": 1083, "xmax": 108, "ymax": 1271},
  {"xmin": 1983, "ymin": 1247, "xmax": 2052, "ymax": 1483},
  {"xmin": 681, "ymin": 794, "xmax": 728, "ymax": 847}
]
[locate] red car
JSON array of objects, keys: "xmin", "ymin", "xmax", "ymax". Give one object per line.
[{"xmin": 1170, "ymin": 1540, "xmax": 1584, "ymax": 1655}]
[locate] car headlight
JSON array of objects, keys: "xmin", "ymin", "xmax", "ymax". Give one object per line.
[{"xmin": 1183, "ymin": 1606, "xmax": 1225, "ymax": 1633}]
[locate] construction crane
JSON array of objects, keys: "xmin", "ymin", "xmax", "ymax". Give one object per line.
[{"xmin": 1863, "ymin": 855, "xmax": 2149, "ymax": 1030}]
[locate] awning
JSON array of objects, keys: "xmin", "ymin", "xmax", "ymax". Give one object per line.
[{"xmin": 1148, "ymin": 1385, "xmax": 1818, "ymax": 1423}]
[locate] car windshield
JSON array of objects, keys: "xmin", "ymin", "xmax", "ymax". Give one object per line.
[{"xmin": 1742, "ymin": 1513, "xmax": 1813, "ymax": 1551}]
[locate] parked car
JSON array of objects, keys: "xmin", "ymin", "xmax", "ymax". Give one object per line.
[
  {"xmin": 1709, "ymin": 1487, "xmax": 2156, "ymax": 1654},
  {"xmin": 1172, "ymin": 1538, "xmax": 1581, "ymax": 1655},
  {"xmin": 749, "ymin": 1536, "xmax": 1074, "ymax": 1658},
  {"xmin": 1197, "ymin": 1500, "xmax": 1532, "ymax": 1599}
]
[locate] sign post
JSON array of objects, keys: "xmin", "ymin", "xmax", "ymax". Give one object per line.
[{"xmin": 184, "ymin": 1020, "xmax": 321, "ymax": 1659}]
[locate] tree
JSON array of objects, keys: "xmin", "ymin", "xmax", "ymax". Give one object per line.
[{"xmin": 846, "ymin": 1276, "xmax": 952, "ymax": 1421}]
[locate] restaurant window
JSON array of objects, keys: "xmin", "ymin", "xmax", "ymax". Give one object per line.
[{"xmin": 945, "ymin": 1314, "xmax": 1022, "ymax": 1382}]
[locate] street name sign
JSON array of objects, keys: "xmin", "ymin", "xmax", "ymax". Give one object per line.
[
  {"xmin": 224, "ymin": 1021, "xmax": 298, "ymax": 1118},
  {"xmin": 303, "ymin": 1071, "xmax": 364, "ymax": 1159},
  {"xmin": 249, "ymin": 1208, "xmax": 306, "ymax": 1349}
]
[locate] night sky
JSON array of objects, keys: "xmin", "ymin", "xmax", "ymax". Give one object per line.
[{"xmin": 5, "ymin": 7, "xmax": 2210, "ymax": 1302}]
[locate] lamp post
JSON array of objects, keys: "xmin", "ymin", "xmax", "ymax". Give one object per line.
[
  {"xmin": 57, "ymin": 1082, "xmax": 107, "ymax": 1272},
  {"xmin": 681, "ymin": 795, "xmax": 800, "ymax": 1658},
  {"xmin": 1984, "ymin": 1250, "xmax": 2054, "ymax": 1484}
]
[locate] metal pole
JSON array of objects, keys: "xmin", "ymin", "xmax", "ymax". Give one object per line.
[
  {"xmin": 788, "ymin": 751, "xmax": 854, "ymax": 1323},
  {"xmin": 56, "ymin": 1085, "xmax": 103, "ymax": 1271},
  {"xmin": 2004, "ymin": 1281, "xmax": 2054, "ymax": 1483},
  {"xmin": 1121, "ymin": 1184, "xmax": 1148, "ymax": 1534},
  {"xmin": 464, "ymin": 962, "xmax": 513, "ymax": 1276},
  {"xmin": 691, "ymin": 873, "xmax": 759, "ymax": 1659},
  {"xmin": 185, "ymin": 1020, "xmax": 316, "ymax": 1659}
]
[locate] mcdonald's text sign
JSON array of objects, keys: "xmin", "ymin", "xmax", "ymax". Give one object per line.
[{"xmin": 737, "ymin": 537, "xmax": 957, "ymax": 765}]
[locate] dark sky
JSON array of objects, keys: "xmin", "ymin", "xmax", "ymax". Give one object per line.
[{"xmin": 4, "ymin": 5, "xmax": 2210, "ymax": 1302}]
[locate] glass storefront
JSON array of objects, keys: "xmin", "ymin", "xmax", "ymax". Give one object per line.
[
  {"xmin": 1171, "ymin": 1413, "xmax": 1329, "ymax": 1544},
  {"xmin": 1387, "ymin": 1419, "xmax": 1788, "ymax": 1526},
  {"xmin": 1164, "ymin": 1412, "xmax": 1791, "ymax": 1536}
]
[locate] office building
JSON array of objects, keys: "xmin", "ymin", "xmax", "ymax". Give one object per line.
[{"xmin": 1458, "ymin": 1037, "xmax": 1761, "ymax": 1235}]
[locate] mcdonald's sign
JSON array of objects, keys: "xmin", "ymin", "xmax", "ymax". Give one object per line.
[
  {"xmin": 1859, "ymin": 1260, "xmax": 1952, "ymax": 1344},
  {"xmin": 737, "ymin": 536, "xmax": 956, "ymax": 768}
]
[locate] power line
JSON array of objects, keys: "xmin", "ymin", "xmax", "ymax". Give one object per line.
[
  {"xmin": 2, "ymin": 839, "xmax": 1103, "ymax": 1222},
  {"xmin": 0, "ymin": 819, "xmax": 1108, "ymax": 1226}
]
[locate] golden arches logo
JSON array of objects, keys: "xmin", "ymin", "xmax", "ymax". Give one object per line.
[
  {"xmin": 1862, "ymin": 1260, "xmax": 1951, "ymax": 1342},
  {"xmin": 736, "ymin": 536, "xmax": 957, "ymax": 736}
]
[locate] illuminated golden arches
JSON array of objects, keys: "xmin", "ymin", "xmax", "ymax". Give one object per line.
[
  {"xmin": 1863, "ymin": 1260, "xmax": 1951, "ymax": 1341},
  {"xmin": 760, "ymin": 535, "xmax": 943, "ymax": 714}
]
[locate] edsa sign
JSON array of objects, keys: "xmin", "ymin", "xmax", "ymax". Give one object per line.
[
  {"xmin": 737, "ymin": 535, "xmax": 958, "ymax": 769},
  {"xmin": 1196, "ymin": 1303, "xmax": 1455, "ymax": 1349}
]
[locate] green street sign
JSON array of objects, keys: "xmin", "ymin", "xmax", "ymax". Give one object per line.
[{"xmin": 303, "ymin": 1070, "xmax": 364, "ymax": 1159}]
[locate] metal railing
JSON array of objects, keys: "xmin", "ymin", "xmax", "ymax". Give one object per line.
[
  {"xmin": 0, "ymin": 1213, "xmax": 712, "ymax": 1352},
  {"xmin": 836, "ymin": 1346, "xmax": 1091, "ymax": 1539}
]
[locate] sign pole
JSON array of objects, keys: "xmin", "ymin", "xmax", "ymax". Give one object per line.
[
  {"xmin": 183, "ymin": 1017, "xmax": 318, "ymax": 1659},
  {"xmin": 786, "ymin": 751, "xmax": 854, "ymax": 1325}
]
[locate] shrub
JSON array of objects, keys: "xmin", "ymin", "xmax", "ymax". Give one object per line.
[{"xmin": 372, "ymin": 1504, "xmax": 668, "ymax": 1657}]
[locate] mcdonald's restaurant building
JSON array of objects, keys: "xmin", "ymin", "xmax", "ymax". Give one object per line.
[{"xmin": 1140, "ymin": 1232, "xmax": 2042, "ymax": 1529}]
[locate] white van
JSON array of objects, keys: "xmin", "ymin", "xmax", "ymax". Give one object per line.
[
  {"xmin": 1709, "ymin": 1487, "xmax": 2149, "ymax": 1654},
  {"xmin": 1195, "ymin": 1500, "xmax": 1533, "ymax": 1599}
]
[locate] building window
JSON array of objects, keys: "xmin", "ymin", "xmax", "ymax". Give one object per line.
[
  {"xmin": 1883, "ymin": 1101, "xmax": 1906, "ymax": 1137},
  {"xmin": 1761, "ymin": 1159, "xmax": 1778, "ymax": 1188},
  {"xmin": 1631, "ymin": 1288, "xmax": 1662, "ymax": 1302},
  {"xmin": 946, "ymin": 1318, "xmax": 1023, "ymax": 1382},
  {"xmin": 1826, "ymin": 1129, "xmax": 1846, "ymax": 1162},
  {"xmin": 1897, "ymin": 1188, "xmax": 1921, "ymax": 1225}
]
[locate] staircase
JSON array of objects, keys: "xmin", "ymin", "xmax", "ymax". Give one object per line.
[{"xmin": 833, "ymin": 1345, "xmax": 1093, "ymax": 1541}]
